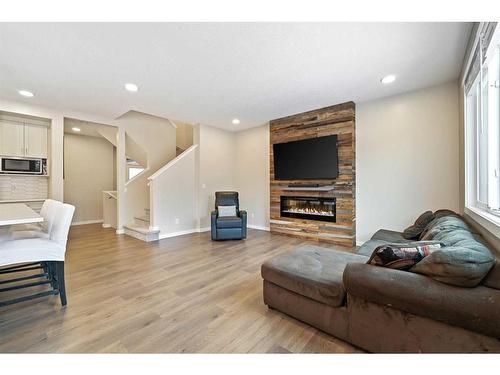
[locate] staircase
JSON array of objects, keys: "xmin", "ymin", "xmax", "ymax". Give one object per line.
[
  {"xmin": 121, "ymin": 117, "xmax": 194, "ymax": 242},
  {"xmin": 123, "ymin": 208, "xmax": 160, "ymax": 242}
]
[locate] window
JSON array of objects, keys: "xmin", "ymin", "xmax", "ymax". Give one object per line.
[
  {"xmin": 128, "ymin": 166, "xmax": 144, "ymax": 180},
  {"xmin": 465, "ymin": 25, "xmax": 500, "ymax": 221}
]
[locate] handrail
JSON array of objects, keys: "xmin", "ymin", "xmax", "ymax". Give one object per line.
[
  {"xmin": 167, "ymin": 119, "xmax": 178, "ymax": 129},
  {"xmin": 102, "ymin": 191, "xmax": 117, "ymax": 200},
  {"xmin": 148, "ymin": 144, "xmax": 198, "ymax": 181}
]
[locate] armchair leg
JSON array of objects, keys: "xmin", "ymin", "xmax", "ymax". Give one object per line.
[{"xmin": 55, "ymin": 262, "xmax": 67, "ymax": 306}]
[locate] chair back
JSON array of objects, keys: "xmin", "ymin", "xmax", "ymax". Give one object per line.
[
  {"xmin": 49, "ymin": 203, "xmax": 75, "ymax": 248},
  {"xmin": 40, "ymin": 199, "xmax": 63, "ymax": 233},
  {"xmin": 215, "ymin": 191, "xmax": 239, "ymax": 211}
]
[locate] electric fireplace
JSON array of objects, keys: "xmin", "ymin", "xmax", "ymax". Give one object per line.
[{"xmin": 280, "ymin": 196, "xmax": 336, "ymax": 222}]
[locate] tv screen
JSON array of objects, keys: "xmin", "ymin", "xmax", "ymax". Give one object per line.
[{"xmin": 273, "ymin": 135, "xmax": 338, "ymax": 180}]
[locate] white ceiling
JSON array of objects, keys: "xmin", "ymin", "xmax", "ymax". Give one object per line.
[{"xmin": 0, "ymin": 23, "xmax": 471, "ymax": 130}]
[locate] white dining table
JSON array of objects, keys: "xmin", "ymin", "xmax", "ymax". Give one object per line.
[{"xmin": 0, "ymin": 203, "xmax": 43, "ymax": 226}]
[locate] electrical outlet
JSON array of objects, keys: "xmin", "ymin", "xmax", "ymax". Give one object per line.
[
  {"xmin": 175, "ymin": 218, "xmax": 180, "ymax": 224},
  {"xmin": 201, "ymin": 183, "xmax": 206, "ymax": 189},
  {"xmin": 251, "ymin": 213, "xmax": 255, "ymax": 218}
]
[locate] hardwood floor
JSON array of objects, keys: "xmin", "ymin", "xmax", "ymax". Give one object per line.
[{"xmin": 0, "ymin": 225, "xmax": 361, "ymax": 353}]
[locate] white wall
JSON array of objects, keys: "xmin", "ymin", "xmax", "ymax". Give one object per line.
[
  {"xmin": 150, "ymin": 146, "xmax": 198, "ymax": 236},
  {"xmin": 356, "ymin": 82, "xmax": 460, "ymax": 243},
  {"xmin": 64, "ymin": 133, "xmax": 115, "ymax": 223},
  {"xmin": 176, "ymin": 122, "xmax": 194, "ymax": 150},
  {"xmin": 234, "ymin": 124, "xmax": 270, "ymax": 230},
  {"xmin": 197, "ymin": 124, "xmax": 236, "ymax": 229}
]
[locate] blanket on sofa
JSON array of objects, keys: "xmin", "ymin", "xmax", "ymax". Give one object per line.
[{"xmin": 410, "ymin": 215, "xmax": 496, "ymax": 287}]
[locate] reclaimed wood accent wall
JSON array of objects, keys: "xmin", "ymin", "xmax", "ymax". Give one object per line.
[{"xmin": 269, "ymin": 102, "xmax": 355, "ymax": 247}]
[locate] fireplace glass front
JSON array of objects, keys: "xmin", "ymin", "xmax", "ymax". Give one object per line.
[{"xmin": 280, "ymin": 196, "xmax": 336, "ymax": 222}]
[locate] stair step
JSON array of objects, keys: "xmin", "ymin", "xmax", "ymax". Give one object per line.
[
  {"xmin": 123, "ymin": 224, "xmax": 160, "ymax": 242},
  {"xmin": 123, "ymin": 224, "xmax": 159, "ymax": 234},
  {"xmin": 134, "ymin": 215, "xmax": 150, "ymax": 223}
]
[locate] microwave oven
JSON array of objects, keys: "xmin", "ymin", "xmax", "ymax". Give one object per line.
[{"xmin": 0, "ymin": 157, "xmax": 47, "ymax": 175}]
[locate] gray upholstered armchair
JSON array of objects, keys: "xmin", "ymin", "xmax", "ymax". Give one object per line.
[{"xmin": 211, "ymin": 191, "xmax": 247, "ymax": 240}]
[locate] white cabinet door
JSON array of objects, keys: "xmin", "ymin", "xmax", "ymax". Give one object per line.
[
  {"xmin": 0, "ymin": 121, "xmax": 25, "ymax": 157},
  {"xmin": 24, "ymin": 124, "xmax": 48, "ymax": 158}
]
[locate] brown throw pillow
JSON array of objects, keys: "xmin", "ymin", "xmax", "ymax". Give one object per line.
[
  {"xmin": 368, "ymin": 242, "xmax": 444, "ymax": 271},
  {"xmin": 403, "ymin": 210, "xmax": 435, "ymax": 240}
]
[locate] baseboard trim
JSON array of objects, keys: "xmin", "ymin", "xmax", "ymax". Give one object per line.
[
  {"xmin": 116, "ymin": 229, "xmax": 125, "ymax": 234},
  {"xmin": 157, "ymin": 225, "xmax": 269, "ymax": 240},
  {"xmin": 102, "ymin": 223, "xmax": 111, "ymax": 228},
  {"xmin": 248, "ymin": 225, "xmax": 270, "ymax": 231},
  {"xmin": 71, "ymin": 219, "xmax": 103, "ymax": 226},
  {"xmin": 158, "ymin": 226, "xmax": 211, "ymax": 239},
  {"xmin": 158, "ymin": 228, "xmax": 200, "ymax": 239}
]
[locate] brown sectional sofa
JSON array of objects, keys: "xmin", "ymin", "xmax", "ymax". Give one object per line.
[{"xmin": 261, "ymin": 222, "xmax": 500, "ymax": 352}]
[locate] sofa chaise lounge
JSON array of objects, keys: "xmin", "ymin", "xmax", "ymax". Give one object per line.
[{"xmin": 261, "ymin": 214, "xmax": 500, "ymax": 352}]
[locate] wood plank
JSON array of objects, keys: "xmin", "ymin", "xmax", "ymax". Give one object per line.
[{"xmin": 0, "ymin": 224, "xmax": 360, "ymax": 353}]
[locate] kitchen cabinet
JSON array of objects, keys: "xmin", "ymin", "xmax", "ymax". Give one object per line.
[
  {"xmin": 0, "ymin": 121, "xmax": 25, "ymax": 157},
  {"xmin": 0, "ymin": 121, "xmax": 48, "ymax": 158},
  {"xmin": 24, "ymin": 124, "xmax": 48, "ymax": 158}
]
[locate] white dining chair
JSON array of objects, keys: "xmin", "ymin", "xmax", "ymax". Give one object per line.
[
  {"xmin": 9, "ymin": 199, "xmax": 61, "ymax": 234},
  {"xmin": 0, "ymin": 202, "xmax": 75, "ymax": 307}
]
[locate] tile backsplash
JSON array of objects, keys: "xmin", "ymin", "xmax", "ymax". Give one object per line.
[{"xmin": 0, "ymin": 176, "xmax": 48, "ymax": 201}]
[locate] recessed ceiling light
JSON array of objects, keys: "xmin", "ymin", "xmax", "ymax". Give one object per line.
[
  {"xmin": 232, "ymin": 118, "xmax": 240, "ymax": 125},
  {"xmin": 124, "ymin": 83, "xmax": 139, "ymax": 92},
  {"xmin": 380, "ymin": 75, "xmax": 396, "ymax": 84},
  {"xmin": 72, "ymin": 127, "xmax": 81, "ymax": 132},
  {"xmin": 18, "ymin": 90, "xmax": 34, "ymax": 97}
]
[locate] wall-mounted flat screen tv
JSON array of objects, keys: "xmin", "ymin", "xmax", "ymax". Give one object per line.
[{"xmin": 273, "ymin": 135, "xmax": 338, "ymax": 180}]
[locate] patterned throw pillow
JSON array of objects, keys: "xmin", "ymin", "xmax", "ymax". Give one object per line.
[
  {"xmin": 218, "ymin": 205, "xmax": 237, "ymax": 217},
  {"xmin": 368, "ymin": 242, "xmax": 444, "ymax": 271}
]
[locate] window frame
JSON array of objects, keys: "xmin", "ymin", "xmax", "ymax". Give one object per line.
[{"xmin": 464, "ymin": 24, "xmax": 500, "ymax": 224}]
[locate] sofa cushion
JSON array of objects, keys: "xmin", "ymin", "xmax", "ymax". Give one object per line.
[
  {"xmin": 403, "ymin": 210, "xmax": 435, "ymax": 240},
  {"xmin": 261, "ymin": 245, "xmax": 368, "ymax": 307},
  {"xmin": 344, "ymin": 262, "xmax": 500, "ymax": 339},
  {"xmin": 410, "ymin": 215, "xmax": 496, "ymax": 287},
  {"xmin": 357, "ymin": 229, "xmax": 408, "ymax": 256},
  {"xmin": 371, "ymin": 229, "xmax": 407, "ymax": 243},
  {"xmin": 216, "ymin": 216, "xmax": 242, "ymax": 229},
  {"xmin": 482, "ymin": 262, "xmax": 500, "ymax": 290},
  {"xmin": 420, "ymin": 215, "xmax": 472, "ymax": 241}
]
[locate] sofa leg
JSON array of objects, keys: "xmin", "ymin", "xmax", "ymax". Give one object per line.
[{"xmin": 55, "ymin": 262, "xmax": 67, "ymax": 306}]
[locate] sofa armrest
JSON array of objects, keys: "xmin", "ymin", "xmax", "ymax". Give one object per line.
[
  {"xmin": 343, "ymin": 263, "xmax": 500, "ymax": 338},
  {"xmin": 239, "ymin": 210, "xmax": 247, "ymax": 238},
  {"xmin": 211, "ymin": 210, "xmax": 218, "ymax": 240}
]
